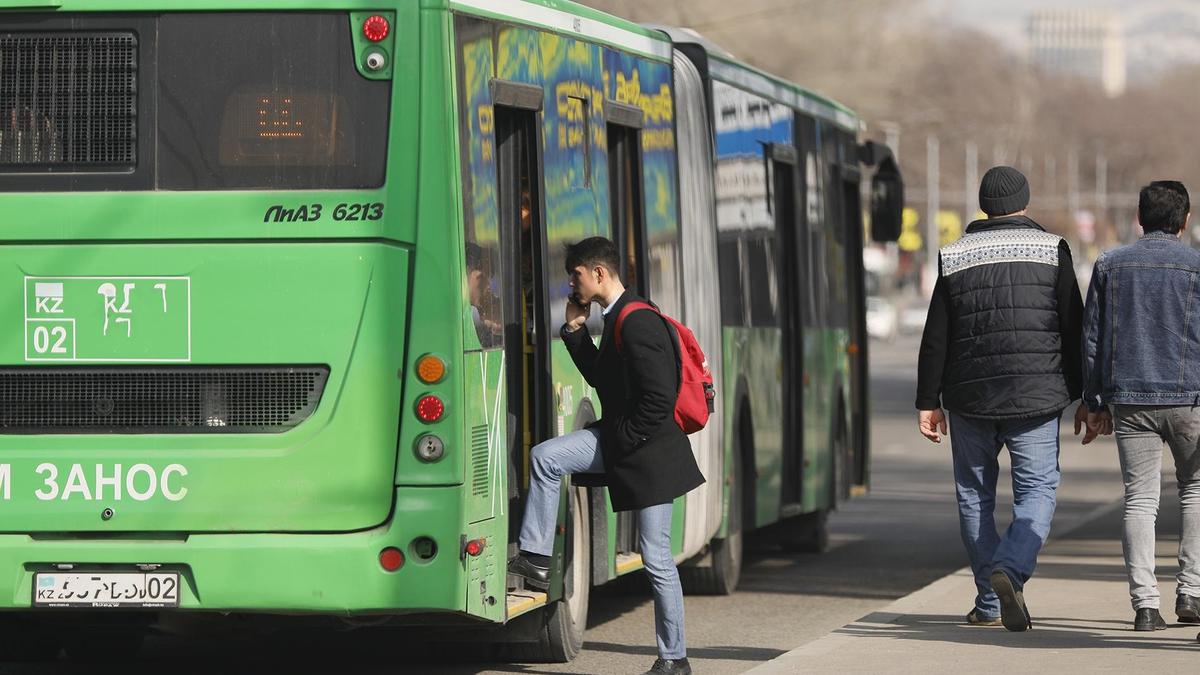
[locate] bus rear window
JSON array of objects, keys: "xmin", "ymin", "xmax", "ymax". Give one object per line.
[{"xmin": 157, "ymin": 13, "xmax": 388, "ymax": 190}]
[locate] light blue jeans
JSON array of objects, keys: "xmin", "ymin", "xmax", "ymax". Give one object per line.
[
  {"xmin": 518, "ymin": 428, "xmax": 686, "ymax": 660},
  {"xmin": 1113, "ymin": 405, "xmax": 1200, "ymax": 610},
  {"xmin": 948, "ymin": 412, "xmax": 1061, "ymax": 618}
]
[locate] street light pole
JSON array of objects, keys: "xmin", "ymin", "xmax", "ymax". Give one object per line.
[
  {"xmin": 965, "ymin": 141, "xmax": 978, "ymax": 226},
  {"xmin": 925, "ymin": 135, "xmax": 940, "ymax": 294}
]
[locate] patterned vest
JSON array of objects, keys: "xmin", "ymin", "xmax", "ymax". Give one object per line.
[{"xmin": 939, "ymin": 225, "xmax": 1071, "ymax": 420}]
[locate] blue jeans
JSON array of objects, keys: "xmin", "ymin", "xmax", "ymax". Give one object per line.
[
  {"xmin": 518, "ymin": 428, "xmax": 686, "ymax": 659},
  {"xmin": 948, "ymin": 412, "xmax": 1061, "ymax": 618}
]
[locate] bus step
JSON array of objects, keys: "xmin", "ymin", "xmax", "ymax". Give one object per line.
[
  {"xmin": 505, "ymin": 589, "xmax": 548, "ymax": 618},
  {"xmin": 615, "ymin": 553, "xmax": 644, "ymax": 575}
]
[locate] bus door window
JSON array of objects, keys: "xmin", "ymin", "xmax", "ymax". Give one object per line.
[
  {"xmin": 494, "ymin": 105, "xmax": 549, "ymax": 509},
  {"xmin": 607, "ymin": 122, "xmax": 647, "ymax": 297}
]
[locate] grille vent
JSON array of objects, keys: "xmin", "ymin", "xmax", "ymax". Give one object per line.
[
  {"xmin": 470, "ymin": 424, "xmax": 489, "ymax": 497},
  {"xmin": 0, "ymin": 366, "xmax": 328, "ymax": 434},
  {"xmin": 0, "ymin": 32, "xmax": 137, "ymax": 168}
]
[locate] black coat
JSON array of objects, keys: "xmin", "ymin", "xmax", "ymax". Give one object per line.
[
  {"xmin": 915, "ymin": 217, "xmax": 1084, "ymax": 420},
  {"xmin": 561, "ymin": 291, "xmax": 706, "ymax": 511}
]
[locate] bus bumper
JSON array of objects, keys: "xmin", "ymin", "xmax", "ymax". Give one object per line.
[{"xmin": 0, "ymin": 487, "xmax": 480, "ymax": 615}]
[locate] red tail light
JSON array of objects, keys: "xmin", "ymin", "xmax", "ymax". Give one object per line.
[
  {"xmin": 464, "ymin": 539, "xmax": 486, "ymax": 557},
  {"xmin": 415, "ymin": 395, "xmax": 445, "ymax": 423},
  {"xmin": 363, "ymin": 15, "xmax": 389, "ymax": 42},
  {"xmin": 379, "ymin": 547, "xmax": 404, "ymax": 571}
]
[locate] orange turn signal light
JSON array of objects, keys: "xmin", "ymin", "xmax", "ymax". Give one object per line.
[{"xmin": 416, "ymin": 355, "xmax": 446, "ymax": 384}]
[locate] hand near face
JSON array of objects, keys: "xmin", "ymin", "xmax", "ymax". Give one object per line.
[{"xmin": 565, "ymin": 295, "xmax": 590, "ymax": 331}]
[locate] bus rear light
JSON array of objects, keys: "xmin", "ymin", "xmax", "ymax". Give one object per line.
[
  {"xmin": 379, "ymin": 547, "xmax": 405, "ymax": 572},
  {"xmin": 464, "ymin": 539, "xmax": 486, "ymax": 557},
  {"xmin": 363, "ymin": 15, "xmax": 390, "ymax": 42},
  {"xmin": 415, "ymin": 395, "xmax": 445, "ymax": 423},
  {"xmin": 416, "ymin": 355, "xmax": 446, "ymax": 384}
]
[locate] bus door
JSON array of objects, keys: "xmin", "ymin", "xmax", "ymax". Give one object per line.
[
  {"xmin": 840, "ymin": 136, "xmax": 869, "ymax": 493},
  {"xmin": 607, "ymin": 112, "xmax": 648, "ymax": 556},
  {"xmin": 769, "ymin": 143, "xmax": 804, "ymax": 504},
  {"xmin": 494, "ymin": 97, "xmax": 552, "ymax": 554}
]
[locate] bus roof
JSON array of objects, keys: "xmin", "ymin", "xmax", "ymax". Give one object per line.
[
  {"xmin": 706, "ymin": 51, "xmax": 859, "ymax": 133},
  {"xmin": 647, "ymin": 25, "xmax": 858, "ymax": 131},
  {"xmin": 447, "ymin": 0, "xmax": 674, "ymax": 63}
]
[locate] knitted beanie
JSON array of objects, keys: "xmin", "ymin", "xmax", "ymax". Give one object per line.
[{"xmin": 979, "ymin": 166, "xmax": 1030, "ymax": 217}]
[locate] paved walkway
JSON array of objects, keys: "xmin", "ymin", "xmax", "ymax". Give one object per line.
[{"xmin": 748, "ymin": 492, "xmax": 1200, "ymax": 673}]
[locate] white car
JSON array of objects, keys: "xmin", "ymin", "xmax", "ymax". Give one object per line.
[{"xmin": 866, "ymin": 296, "xmax": 898, "ymax": 342}]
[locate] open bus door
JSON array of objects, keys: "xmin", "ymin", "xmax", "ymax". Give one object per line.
[
  {"xmin": 492, "ymin": 101, "xmax": 552, "ymax": 560},
  {"xmin": 492, "ymin": 91, "xmax": 591, "ymax": 662}
]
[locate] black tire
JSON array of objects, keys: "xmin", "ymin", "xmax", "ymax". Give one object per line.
[
  {"xmin": 497, "ymin": 486, "xmax": 590, "ymax": 663},
  {"xmin": 0, "ymin": 615, "xmax": 60, "ymax": 662},
  {"xmin": 680, "ymin": 435, "xmax": 744, "ymax": 595}
]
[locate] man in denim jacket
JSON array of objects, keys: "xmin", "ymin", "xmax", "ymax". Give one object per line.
[{"xmin": 1082, "ymin": 181, "xmax": 1200, "ymax": 633}]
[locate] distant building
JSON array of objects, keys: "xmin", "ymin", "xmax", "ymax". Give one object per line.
[{"xmin": 1028, "ymin": 10, "xmax": 1126, "ymax": 97}]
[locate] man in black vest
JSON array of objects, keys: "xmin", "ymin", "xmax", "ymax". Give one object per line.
[
  {"xmin": 509, "ymin": 236, "xmax": 704, "ymax": 675},
  {"xmin": 916, "ymin": 166, "xmax": 1089, "ymax": 632}
]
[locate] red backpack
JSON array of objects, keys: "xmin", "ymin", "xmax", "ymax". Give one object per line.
[{"xmin": 613, "ymin": 301, "xmax": 716, "ymax": 435}]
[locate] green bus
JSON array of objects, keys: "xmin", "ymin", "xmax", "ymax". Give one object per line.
[{"xmin": 0, "ymin": 0, "xmax": 901, "ymax": 662}]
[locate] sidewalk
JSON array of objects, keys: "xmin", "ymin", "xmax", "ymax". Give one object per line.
[{"xmin": 748, "ymin": 492, "xmax": 1200, "ymax": 673}]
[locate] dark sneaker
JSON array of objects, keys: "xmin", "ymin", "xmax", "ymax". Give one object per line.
[
  {"xmin": 508, "ymin": 554, "xmax": 549, "ymax": 591},
  {"xmin": 644, "ymin": 658, "xmax": 692, "ymax": 675},
  {"xmin": 1177, "ymin": 594, "xmax": 1200, "ymax": 624},
  {"xmin": 1134, "ymin": 607, "xmax": 1167, "ymax": 631},
  {"xmin": 966, "ymin": 609, "xmax": 1003, "ymax": 627},
  {"xmin": 989, "ymin": 569, "xmax": 1032, "ymax": 632}
]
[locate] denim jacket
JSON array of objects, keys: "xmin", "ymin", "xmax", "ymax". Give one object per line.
[{"xmin": 1082, "ymin": 230, "xmax": 1200, "ymax": 409}]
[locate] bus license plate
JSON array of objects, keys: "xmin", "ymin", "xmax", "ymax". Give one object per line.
[{"xmin": 33, "ymin": 572, "xmax": 180, "ymax": 608}]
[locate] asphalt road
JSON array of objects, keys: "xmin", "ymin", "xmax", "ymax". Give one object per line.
[{"xmin": 0, "ymin": 334, "xmax": 1127, "ymax": 674}]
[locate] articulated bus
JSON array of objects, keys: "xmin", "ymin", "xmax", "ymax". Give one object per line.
[{"xmin": 0, "ymin": 0, "xmax": 901, "ymax": 662}]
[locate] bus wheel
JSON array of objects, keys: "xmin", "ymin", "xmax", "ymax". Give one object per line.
[
  {"xmin": 681, "ymin": 443, "xmax": 744, "ymax": 595},
  {"xmin": 501, "ymin": 486, "xmax": 591, "ymax": 663},
  {"xmin": 0, "ymin": 615, "xmax": 60, "ymax": 662},
  {"xmin": 544, "ymin": 486, "xmax": 591, "ymax": 660}
]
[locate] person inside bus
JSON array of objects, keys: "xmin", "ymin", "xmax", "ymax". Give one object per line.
[
  {"xmin": 465, "ymin": 242, "xmax": 502, "ymax": 348},
  {"xmin": 916, "ymin": 166, "xmax": 1088, "ymax": 632},
  {"xmin": 509, "ymin": 236, "xmax": 704, "ymax": 675}
]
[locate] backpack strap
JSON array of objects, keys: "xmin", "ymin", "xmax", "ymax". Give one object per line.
[{"xmin": 613, "ymin": 301, "xmax": 658, "ymax": 353}]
